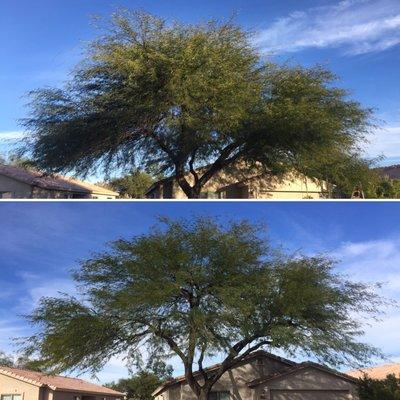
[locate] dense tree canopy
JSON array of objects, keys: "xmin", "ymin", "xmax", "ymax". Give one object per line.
[
  {"xmin": 22, "ymin": 217, "xmax": 384, "ymax": 400},
  {"xmin": 104, "ymin": 169, "xmax": 154, "ymax": 198},
  {"xmin": 358, "ymin": 374, "xmax": 400, "ymax": 400},
  {"xmin": 20, "ymin": 11, "xmax": 375, "ymax": 198}
]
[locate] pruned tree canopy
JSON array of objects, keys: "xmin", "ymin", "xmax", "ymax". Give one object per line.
[
  {"xmin": 20, "ymin": 11, "xmax": 374, "ymax": 198},
  {"xmin": 21, "ymin": 217, "xmax": 384, "ymax": 399}
]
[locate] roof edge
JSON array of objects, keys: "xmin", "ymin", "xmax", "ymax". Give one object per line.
[
  {"xmin": 0, "ymin": 368, "xmax": 45, "ymax": 388},
  {"xmin": 247, "ymin": 362, "xmax": 358, "ymax": 388}
]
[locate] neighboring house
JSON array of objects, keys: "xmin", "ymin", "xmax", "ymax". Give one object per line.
[
  {"xmin": 0, "ymin": 366, "xmax": 124, "ymax": 400},
  {"xmin": 145, "ymin": 166, "xmax": 330, "ymax": 199},
  {"xmin": 0, "ymin": 165, "xmax": 119, "ymax": 199},
  {"xmin": 152, "ymin": 351, "xmax": 359, "ymax": 400},
  {"xmin": 347, "ymin": 363, "xmax": 400, "ymax": 379}
]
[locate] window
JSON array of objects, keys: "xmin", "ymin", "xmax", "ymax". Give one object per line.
[
  {"xmin": 199, "ymin": 191, "xmax": 218, "ymax": 199},
  {"xmin": 1, "ymin": 395, "xmax": 22, "ymax": 400},
  {"xmin": 209, "ymin": 392, "xmax": 230, "ymax": 400}
]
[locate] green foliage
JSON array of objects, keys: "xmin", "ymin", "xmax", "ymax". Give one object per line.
[
  {"xmin": 106, "ymin": 360, "xmax": 173, "ymax": 400},
  {"xmin": 311, "ymin": 154, "xmax": 381, "ymax": 198},
  {"xmin": 20, "ymin": 11, "xmax": 374, "ymax": 198},
  {"xmin": 22, "ymin": 217, "xmax": 384, "ymax": 398},
  {"xmin": 358, "ymin": 374, "xmax": 400, "ymax": 400},
  {"xmin": 375, "ymin": 178, "xmax": 400, "ymax": 199},
  {"xmin": 106, "ymin": 170, "xmax": 154, "ymax": 198}
]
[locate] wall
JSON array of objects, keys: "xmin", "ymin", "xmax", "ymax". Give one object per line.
[
  {"xmin": 162, "ymin": 356, "xmax": 292, "ymax": 400},
  {"xmin": 148, "ymin": 170, "xmax": 329, "ymax": 199},
  {"xmin": 257, "ymin": 367, "xmax": 359, "ymax": 400},
  {"xmin": 0, "ymin": 373, "xmax": 41, "ymax": 400},
  {"xmin": 0, "ymin": 175, "xmax": 33, "ymax": 198}
]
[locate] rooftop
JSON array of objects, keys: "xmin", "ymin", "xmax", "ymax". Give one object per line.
[
  {"xmin": 0, "ymin": 366, "xmax": 124, "ymax": 396},
  {"xmin": 0, "ymin": 164, "xmax": 118, "ymax": 196}
]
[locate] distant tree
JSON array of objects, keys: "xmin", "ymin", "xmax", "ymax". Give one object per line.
[
  {"xmin": 20, "ymin": 11, "xmax": 374, "ymax": 198},
  {"xmin": 358, "ymin": 374, "xmax": 400, "ymax": 400},
  {"xmin": 106, "ymin": 170, "xmax": 154, "ymax": 198},
  {"xmin": 0, "ymin": 350, "xmax": 14, "ymax": 367},
  {"xmin": 375, "ymin": 178, "xmax": 400, "ymax": 199},
  {"xmin": 106, "ymin": 360, "xmax": 173, "ymax": 400},
  {"xmin": 22, "ymin": 217, "xmax": 385, "ymax": 400},
  {"xmin": 0, "ymin": 350, "xmax": 45, "ymax": 371}
]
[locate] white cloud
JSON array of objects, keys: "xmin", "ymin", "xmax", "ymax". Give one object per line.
[
  {"xmin": 255, "ymin": 0, "xmax": 400, "ymax": 55},
  {"xmin": 0, "ymin": 131, "xmax": 24, "ymax": 141}
]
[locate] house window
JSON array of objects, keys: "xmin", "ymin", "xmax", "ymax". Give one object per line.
[
  {"xmin": 199, "ymin": 191, "xmax": 218, "ymax": 199},
  {"xmin": 209, "ymin": 392, "xmax": 230, "ymax": 400},
  {"xmin": 1, "ymin": 395, "xmax": 22, "ymax": 400}
]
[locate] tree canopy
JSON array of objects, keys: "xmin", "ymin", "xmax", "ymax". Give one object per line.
[
  {"xmin": 106, "ymin": 360, "xmax": 173, "ymax": 400},
  {"xmin": 22, "ymin": 217, "xmax": 384, "ymax": 400},
  {"xmin": 104, "ymin": 169, "xmax": 154, "ymax": 198},
  {"xmin": 358, "ymin": 374, "xmax": 400, "ymax": 400},
  {"xmin": 20, "ymin": 11, "xmax": 375, "ymax": 198}
]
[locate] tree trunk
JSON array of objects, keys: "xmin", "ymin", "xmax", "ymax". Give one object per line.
[{"xmin": 198, "ymin": 388, "xmax": 211, "ymax": 400}]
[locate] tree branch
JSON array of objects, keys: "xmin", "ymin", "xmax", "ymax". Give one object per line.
[
  {"xmin": 197, "ymin": 142, "xmax": 243, "ymax": 189},
  {"xmin": 188, "ymin": 150, "xmax": 199, "ymax": 186}
]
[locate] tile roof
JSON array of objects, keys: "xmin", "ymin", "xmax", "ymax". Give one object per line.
[
  {"xmin": 347, "ymin": 363, "xmax": 400, "ymax": 380},
  {"xmin": 0, "ymin": 164, "xmax": 119, "ymax": 196},
  {"xmin": 0, "ymin": 366, "xmax": 124, "ymax": 396}
]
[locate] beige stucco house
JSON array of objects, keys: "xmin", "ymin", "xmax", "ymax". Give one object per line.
[
  {"xmin": 0, "ymin": 366, "xmax": 124, "ymax": 400},
  {"xmin": 152, "ymin": 351, "xmax": 359, "ymax": 400},
  {"xmin": 145, "ymin": 166, "xmax": 330, "ymax": 199},
  {"xmin": 0, "ymin": 165, "xmax": 118, "ymax": 199}
]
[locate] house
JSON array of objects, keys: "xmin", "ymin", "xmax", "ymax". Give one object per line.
[
  {"xmin": 0, "ymin": 165, "xmax": 119, "ymax": 199},
  {"xmin": 152, "ymin": 351, "xmax": 359, "ymax": 400},
  {"xmin": 145, "ymin": 166, "xmax": 330, "ymax": 199},
  {"xmin": 0, "ymin": 366, "xmax": 124, "ymax": 400},
  {"xmin": 347, "ymin": 363, "xmax": 400, "ymax": 379}
]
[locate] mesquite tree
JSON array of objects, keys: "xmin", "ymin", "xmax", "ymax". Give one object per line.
[
  {"xmin": 20, "ymin": 11, "xmax": 373, "ymax": 198},
  {"xmin": 22, "ymin": 217, "xmax": 383, "ymax": 400}
]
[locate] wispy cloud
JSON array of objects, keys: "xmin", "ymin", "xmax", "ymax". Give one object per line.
[
  {"xmin": 255, "ymin": 0, "xmax": 400, "ymax": 56},
  {"xmin": 332, "ymin": 237, "xmax": 400, "ymax": 360},
  {"xmin": 365, "ymin": 124, "xmax": 400, "ymax": 159}
]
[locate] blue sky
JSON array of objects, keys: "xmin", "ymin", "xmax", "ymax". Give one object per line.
[
  {"xmin": 1, "ymin": 201, "xmax": 400, "ymax": 383},
  {"xmin": 0, "ymin": 0, "xmax": 400, "ymax": 170}
]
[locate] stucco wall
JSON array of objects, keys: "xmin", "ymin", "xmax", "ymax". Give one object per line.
[
  {"xmin": 162, "ymin": 356, "xmax": 292, "ymax": 400},
  {"xmin": 0, "ymin": 372, "xmax": 41, "ymax": 400},
  {"xmin": 0, "ymin": 174, "xmax": 33, "ymax": 198},
  {"xmin": 257, "ymin": 367, "xmax": 359, "ymax": 400},
  {"xmin": 148, "ymin": 170, "xmax": 329, "ymax": 199}
]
